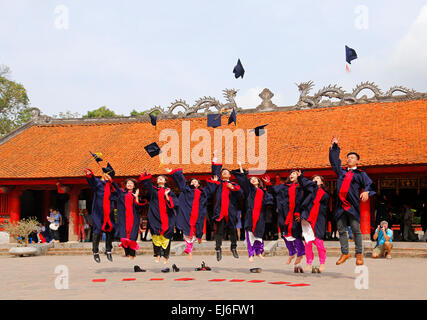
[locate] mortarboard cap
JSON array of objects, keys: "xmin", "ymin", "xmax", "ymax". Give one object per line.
[
  {"xmin": 233, "ymin": 59, "xmax": 245, "ymax": 79},
  {"xmin": 207, "ymin": 114, "xmax": 222, "ymax": 128},
  {"xmin": 149, "ymin": 114, "xmax": 157, "ymax": 127},
  {"xmin": 250, "ymin": 124, "xmax": 268, "ymax": 136},
  {"xmin": 102, "ymin": 162, "xmax": 115, "ymax": 178},
  {"xmin": 345, "ymin": 45, "xmax": 358, "ymax": 64},
  {"xmin": 90, "ymin": 151, "xmax": 103, "ymax": 163},
  {"xmin": 228, "ymin": 108, "xmax": 237, "ymax": 126},
  {"xmin": 144, "ymin": 142, "xmax": 162, "ymax": 158}
]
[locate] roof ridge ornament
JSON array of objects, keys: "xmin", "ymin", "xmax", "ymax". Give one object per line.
[{"xmin": 295, "ymin": 81, "xmax": 426, "ymax": 109}]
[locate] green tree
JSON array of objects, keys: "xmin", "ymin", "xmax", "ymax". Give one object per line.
[
  {"xmin": 82, "ymin": 106, "xmax": 122, "ymax": 118},
  {"xmin": 130, "ymin": 109, "xmax": 146, "ymax": 117},
  {"xmin": 0, "ymin": 65, "xmax": 31, "ymax": 136}
]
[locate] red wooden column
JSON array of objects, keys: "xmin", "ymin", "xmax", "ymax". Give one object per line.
[
  {"xmin": 68, "ymin": 187, "xmax": 80, "ymax": 242},
  {"xmin": 8, "ymin": 190, "xmax": 22, "ymax": 224},
  {"xmin": 360, "ymin": 197, "xmax": 371, "ymax": 240}
]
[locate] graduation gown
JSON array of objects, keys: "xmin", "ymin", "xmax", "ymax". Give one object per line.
[
  {"xmin": 269, "ymin": 181, "xmax": 304, "ymax": 239},
  {"xmin": 232, "ymin": 170, "xmax": 274, "ymax": 239},
  {"xmin": 85, "ymin": 170, "xmax": 116, "ymax": 234},
  {"xmin": 170, "ymin": 168, "xmax": 210, "ymax": 240},
  {"xmin": 298, "ymin": 176, "xmax": 330, "ymax": 240},
  {"xmin": 329, "ymin": 143, "xmax": 376, "ymax": 222},
  {"xmin": 206, "ymin": 162, "xmax": 243, "ymax": 229},
  {"xmin": 139, "ymin": 173, "xmax": 178, "ymax": 239},
  {"xmin": 112, "ymin": 184, "xmax": 147, "ymax": 249}
]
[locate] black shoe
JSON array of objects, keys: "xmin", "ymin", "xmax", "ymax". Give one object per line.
[
  {"xmin": 172, "ymin": 264, "xmax": 180, "ymax": 272},
  {"xmin": 161, "ymin": 268, "xmax": 170, "ymax": 273},
  {"xmin": 231, "ymin": 248, "xmax": 239, "ymax": 259},
  {"xmin": 216, "ymin": 249, "xmax": 222, "ymax": 262},
  {"xmin": 106, "ymin": 252, "xmax": 113, "ymax": 262},
  {"xmin": 250, "ymin": 268, "xmax": 262, "ymax": 273},
  {"xmin": 93, "ymin": 253, "xmax": 100, "ymax": 263},
  {"xmin": 134, "ymin": 265, "xmax": 146, "ymax": 272}
]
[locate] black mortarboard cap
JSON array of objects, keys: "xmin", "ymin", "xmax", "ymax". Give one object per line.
[
  {"xmin": 144, "ymin": 142, "xmax": 162, "ymax": 158},
  {"xmin": 345, "ymin": 45, "xmax": 358, "ymax": 64},
  {"xmin": 228, "ymin": 108, "xmax": 237, "ymax": 126},
  {"xmin": 102, "ymin": 162, "xmax": 115, "ymax": 178},
  {"xmin": 89, "ymin": 151, "xmax": 103, "ymax": 163},
  {"xmin": 207, "ymin": 113, "xmax": 222, "ymax": 128},
  {"xmin": 149, "ymin": 114, "xmax": 157, "ymax": 127},
  {"xmin": 233, "ymin": 59, "xmax": 245, "ymax": 79},
  {"xmin": 250, "ymin": 124, "xmax": 268, "ymax": 136}
]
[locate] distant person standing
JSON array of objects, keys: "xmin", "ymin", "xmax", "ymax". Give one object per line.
[{"xmin": 48, "ymin": 209, "xmax": 62, "ymax": 243}]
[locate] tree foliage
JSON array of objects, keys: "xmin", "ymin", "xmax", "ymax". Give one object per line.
[
  {"xmin": 83, "ymin": 106, "xmax": 122, "ymax": 118},
  {"xmin": 0, "ymin": 65, "xmax": 31, "ymax": 136}
]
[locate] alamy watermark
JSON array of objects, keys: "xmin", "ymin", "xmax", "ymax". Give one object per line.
[
  {"xmin": 157, "ymin": 121, "xmax": 268, "ymax": 174},
  {"xmin": 54, "ymin": 265, "xmax": 69, "ymax": 290}
]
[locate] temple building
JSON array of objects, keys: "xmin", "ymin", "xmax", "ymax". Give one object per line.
[{"xmin": 0, "ymin": 82, "xmax": 426, "ymax": 242}]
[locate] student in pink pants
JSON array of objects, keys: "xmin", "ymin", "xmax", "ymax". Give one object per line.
[{"xmin": 297, "ymin": 173, "xmax": 330, "ymax": 273}]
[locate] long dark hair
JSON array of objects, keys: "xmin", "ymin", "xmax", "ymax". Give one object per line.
[
  {"xmin": 123, "ymin": 178, "xmax": 138, "ymax": 193},
  {"xmin": 312, "ymin": 175, "xmax": 328, "ymax": 192},
  {"xmin": 285, "ymin": 170, "xmax": 299, "ymax": 185}
]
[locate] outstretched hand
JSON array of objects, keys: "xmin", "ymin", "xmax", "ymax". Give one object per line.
[
  {"xmin": 331, "ymin": 136, "xmax": 339, "ymax": 145},
  {"xmin": 212, "ymin": 175, "xmax": 219, "ymax": 181},
  {"xmin": 165, "ymin": 168, "xmax": 172, "ymax": 174}
]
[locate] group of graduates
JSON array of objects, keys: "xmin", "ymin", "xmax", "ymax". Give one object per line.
[{"xmin": 84, "ymin": 136, "xmax": 375, "ymax": 273}]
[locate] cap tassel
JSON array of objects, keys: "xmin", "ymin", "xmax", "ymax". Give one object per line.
[{"xmin": 346, "ymin": 64, "xmax": 350, "ymax": 73}]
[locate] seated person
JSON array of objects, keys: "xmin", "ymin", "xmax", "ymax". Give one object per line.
[{"xmin": 372, "ymin": 221, "xmax": 393, "ymax": 259}]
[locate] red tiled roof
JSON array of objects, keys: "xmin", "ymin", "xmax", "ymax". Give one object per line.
[{"xmin": 0, "ymin": 99, "xmax": 426, "ymax": 179}]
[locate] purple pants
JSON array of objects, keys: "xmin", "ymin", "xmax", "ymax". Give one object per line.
[
  {"xmin": 283, "ymin": 238, "xmax": 305, "ymax": 257},
  {"xmin": 246, "ymin": 231, "xmax": 264, "ymax": 257}
]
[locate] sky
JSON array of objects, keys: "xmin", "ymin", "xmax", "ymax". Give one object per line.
[{"xmin": 1, "ymin": 0, "xmax": 426, "ymax": 117}]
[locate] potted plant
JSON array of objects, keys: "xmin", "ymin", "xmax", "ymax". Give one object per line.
[{"xmin": 1, "ymin": 217, "xmax": 41, "ymax": 256}]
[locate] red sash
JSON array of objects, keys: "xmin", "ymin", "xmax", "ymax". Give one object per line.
[
  {"xmin": 252, "ymin": 188, "xmax": 264, "ymax": 233},
  {"xmin": 339, "ymin": 170, "xmax": 354, "ymax": 211},
  {"xmin": 158, "ymin": 188, "xmax": 168, "ymax": 235},
  {"xmin": 101, "ymin": 182, "xmax": 113, "ymax": 232},
  {"xmin": 307, "ymin": 187, "xmax": 326, "ymax": 230},
  {"xmin": 125, "ymin": 191, "xmax": 134, "ymax": 239},
  {"xmin": 285, "ymin": 183, "xmax": 296, "ymax": 236},
  {"xmin": 219, "ymin": 182, "xmax": 230, "ymax": 222},
  {"xmin": 189, "ymin": 188, "xmax": 202, "ymax": 237}
]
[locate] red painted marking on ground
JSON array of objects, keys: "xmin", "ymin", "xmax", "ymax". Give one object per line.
[
  {"xmin": 92, "ymin": 279, "xmax": 106, "ymax": 282},
  {"xmin": 209, "ymin": 279, "xmax": 227, "ymax": 282},
  {"xmin": 229, "ymin": 279, "xmax": 246, "ymax": 282},
  {"xmin": 247, "ymin": 280, "xmax": 265, "ymax": 283},
  {"xmin": 121, "ymin": 278, "xmax": 136, "ymax": 281},
  {"xmin": 269, "ymin": 281, "xmax": 291, "ymax": 285},
  {"xmin": 174, "ymin": 278, "xmax": 195, "ymax": 281},
  {"xmin": 286, "ymin": 283, "xmax": 311, "ymax": 287},
  {"xmin": 150, "ymin": 278, "xmax": 164, "ymax": 281}
]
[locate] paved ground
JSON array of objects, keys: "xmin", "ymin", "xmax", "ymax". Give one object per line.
[{"xmin": 1, "ymin": 252, "xmax": 426, "ymax": 300}]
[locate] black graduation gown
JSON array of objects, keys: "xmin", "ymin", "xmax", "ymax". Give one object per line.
[
  {"xmin": 205, "ymin": 162, "xmax": 243, "ymax": 229},
  {"xmin": 112, "ymin": 183, "xmax": 147, "ymax": 248},
  {"xmin": 269, "ymin": 181, "xmax": 304, "ymax": 239},
  {"xmin": 329, "ymin": 143, "xmax": 376, "ymax": 222},
  {"xmin": 139, "ymin": 173, "xmax": 178, "ymax": 239},
  {"xmin": 85, "ymin": 170, "xmax": 116, "ymax": 234},
  {"xmin": 298, "ymin": 176, "xmax": 330, "ymax": 240},
  {"xmin": 232, "ymin": 170, "xmax": 274, "ymax": 239},
  {"xmin": 170, "ymin": 168, "xmax": 210, "ymax": 239}
]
